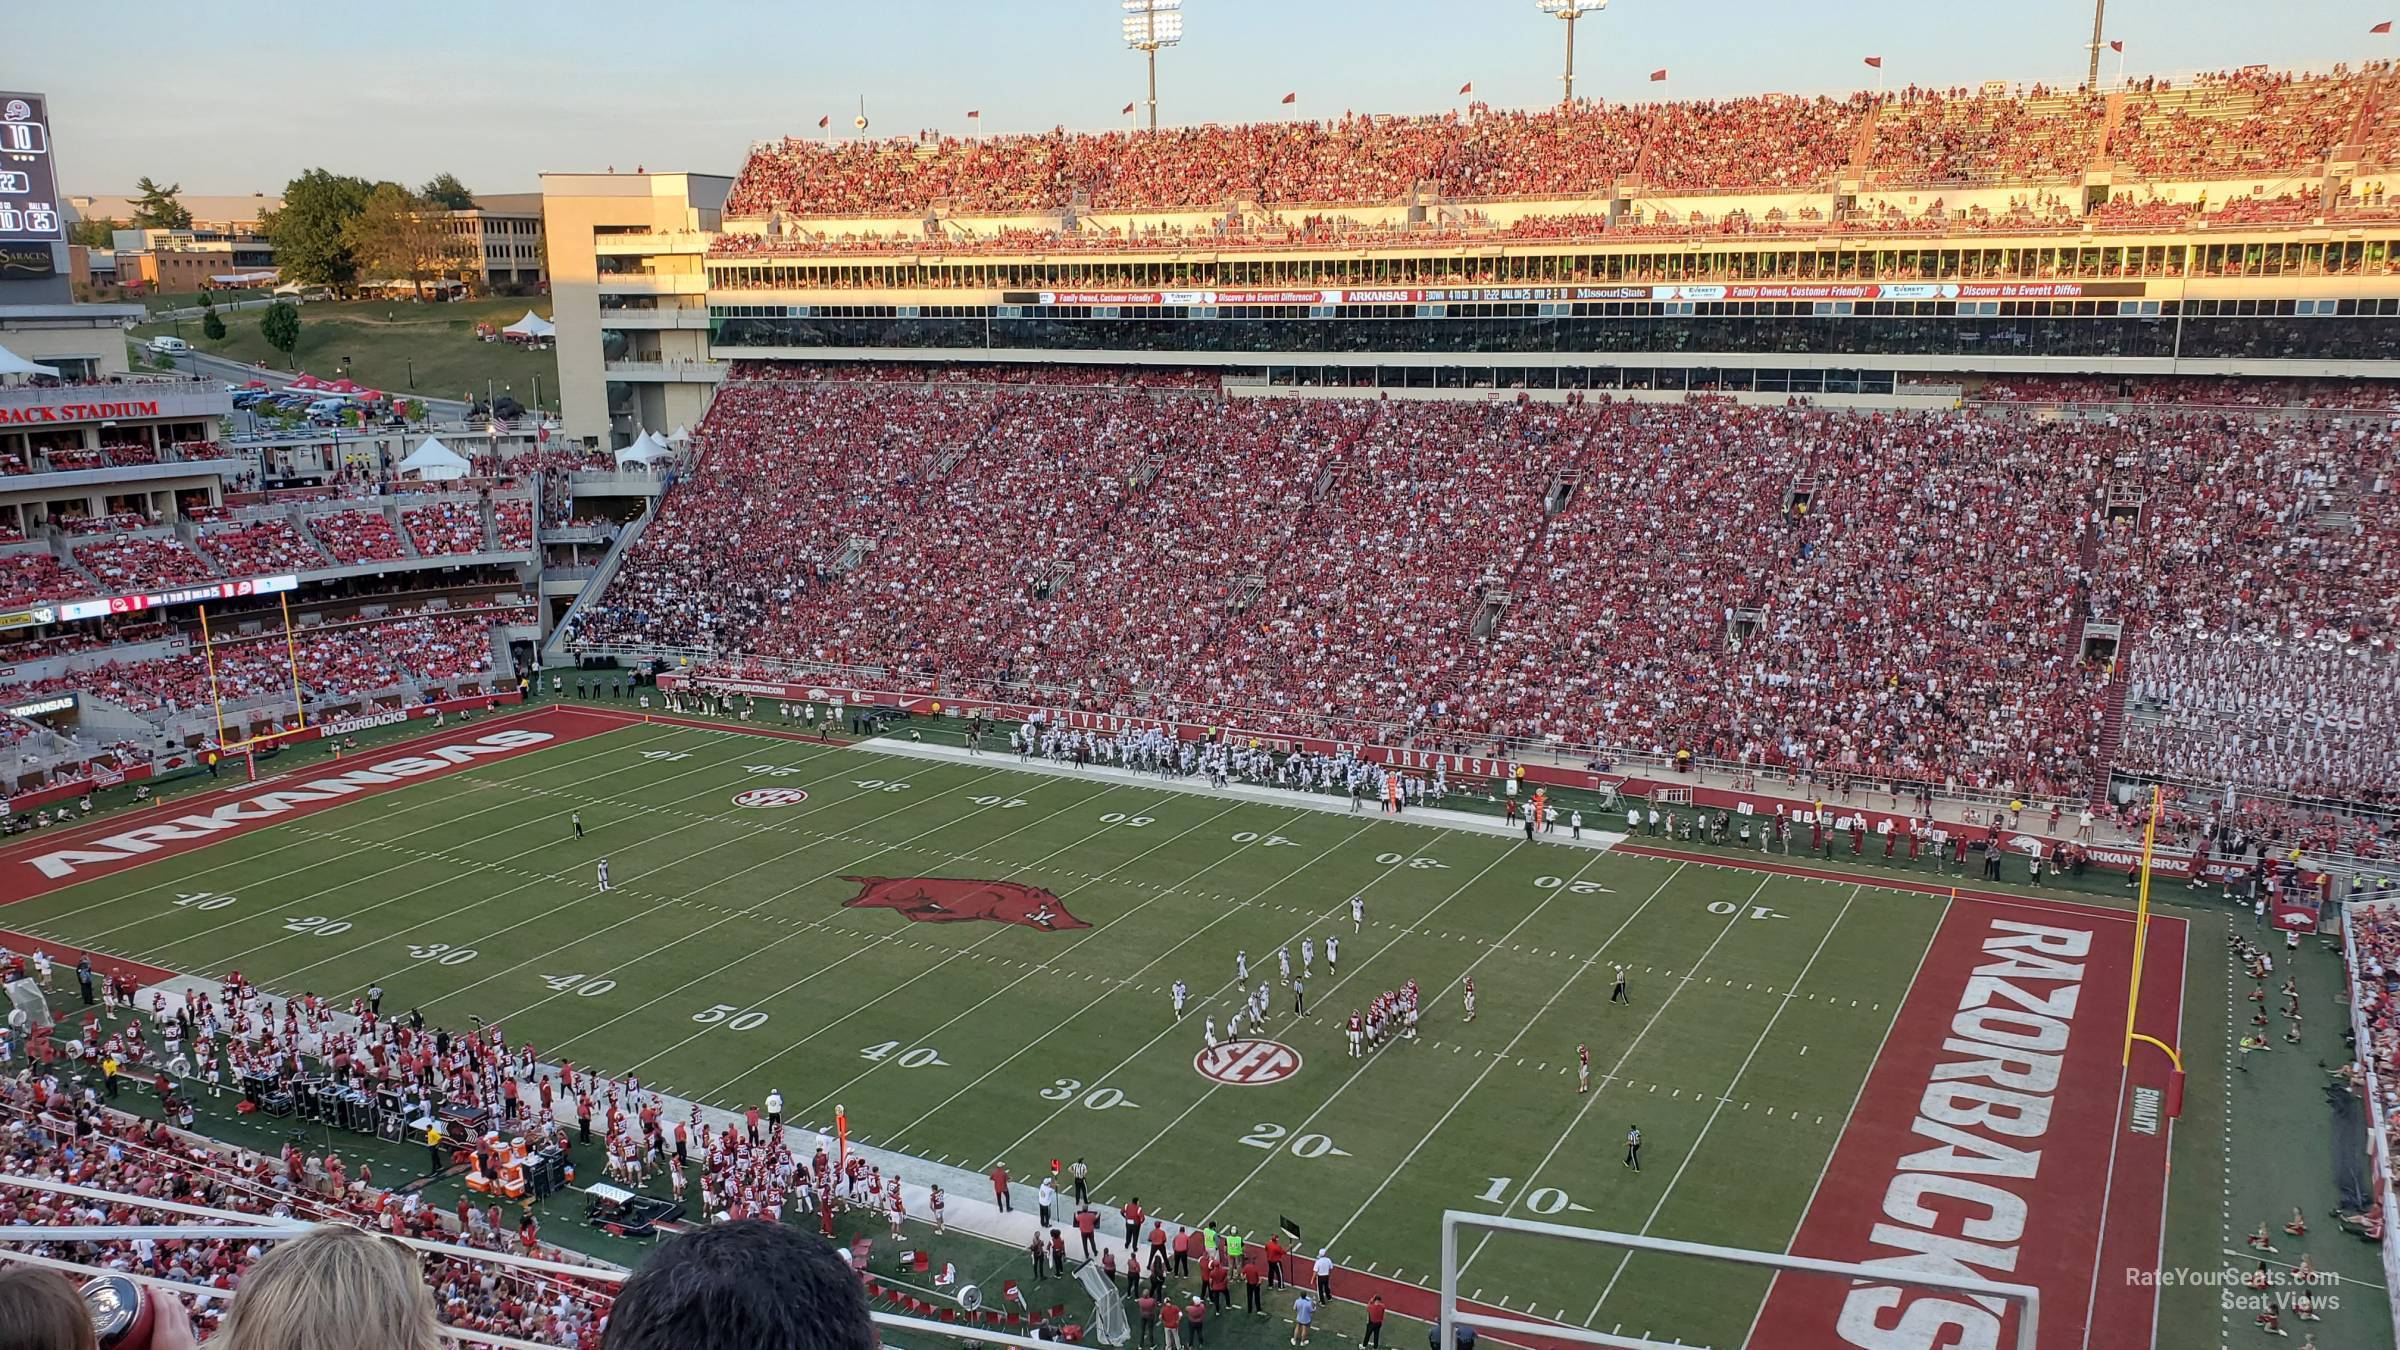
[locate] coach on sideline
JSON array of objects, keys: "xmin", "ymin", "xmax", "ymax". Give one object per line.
[{"xmin": 603, "ymin": 1221, "xmax": 877, "ymax": 1350}]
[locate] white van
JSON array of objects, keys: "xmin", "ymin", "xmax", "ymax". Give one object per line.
[{"xmin": 149, "ymin": 336, "xmax": 190, "ymax": 355}]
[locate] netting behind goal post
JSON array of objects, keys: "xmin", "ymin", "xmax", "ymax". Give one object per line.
[{"xmin": 1436, "ymin": 1211, "xmax": 2040, "ymax": 1350}]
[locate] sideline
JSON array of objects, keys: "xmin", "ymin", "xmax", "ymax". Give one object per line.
[
  {"xmin": 858, "ymin": 737, "xmax": 1627, "ymax": 854},
  {"xmin": 0, "ymin": 707, "xmax": 624, "ymax": 903}
]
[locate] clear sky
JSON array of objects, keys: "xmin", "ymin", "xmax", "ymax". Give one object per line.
[{"xmin": 15, "ymin": 0, "xmax": 2397, "ymax": 197}]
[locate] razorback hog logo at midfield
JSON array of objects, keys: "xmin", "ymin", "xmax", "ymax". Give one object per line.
[{"xmin": 839, "ymin": 876, "xmax": 1089, "ymax": 931}]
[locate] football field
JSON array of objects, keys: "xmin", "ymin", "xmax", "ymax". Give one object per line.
[{"xmin": 0, "ymin": 704, "xmax": 2189, "ymax": 1349}]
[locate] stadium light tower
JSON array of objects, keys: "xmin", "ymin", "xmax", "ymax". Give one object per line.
[
  {"xmin": 1535, "ymin": 0, "xmax": 1605, "ymax": 105},
  {"xmin": 2085, "ymin": 0, "xmax": 2106, "ymax": 91},
  {"xmin": 1122, "ymin": 0, "xmax": 1184, "ymax": 132}
]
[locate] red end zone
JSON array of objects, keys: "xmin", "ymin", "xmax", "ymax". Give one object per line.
[
  {"xmin": 1751, "ymin": 895, "xmax": 2185, "ymax": 1350},
  {"xmin": 0, "ymin": 706, "xmax": 617, "ymax": 906}
]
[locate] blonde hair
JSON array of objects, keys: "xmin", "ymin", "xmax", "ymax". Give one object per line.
[{"xmin": 215, "ymin": 1224, "xmax": 442, "ymax": 1350}]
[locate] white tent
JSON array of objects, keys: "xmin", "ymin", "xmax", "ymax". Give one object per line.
[
  {"xmin": 398, "ymin": 436, "xmax": 471, "ymax": 481},
  {"xmin": 0, "ymin": 344, "xmax": 60, "ymax": 381},
  {"xmin": 615, "ymin": 431, "xmax": 671, "ymax": 469},
  {"xmin": 665, "ymin": 424, "xmax": 691, "ymax": 445},
  {"xmin": 501, "ymin": 311, "xmax": 556, "ymax": 340}
]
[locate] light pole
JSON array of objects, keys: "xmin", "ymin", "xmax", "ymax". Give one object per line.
[
  {"xmin": 2084, "ymin": 0, "xmax": 2106, "ymax": 91},
  {"xmin": 1536, "ymin": 0, "xmax": 1605, "ymax": 105},
  {"xmin": 1122, "ymin": 0, "xmax": 1184, "ymax": 132}
]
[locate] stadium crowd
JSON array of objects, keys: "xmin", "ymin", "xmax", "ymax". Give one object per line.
[
  {"xmin": 70, "ymin": 535, "xmax": 217, "ymax": 591},
  {"xmin": 194, "ymin": 519, "xmax": 332, "ymax": 576},
  {"xmin": 0, "ymin": 551, "xmax": 90, "ymax": 607},
  {"xmin": 403, "ymin": 502, "xmax": 490, "ymax": 557},
  {"xmin": 722, "ymin": 68, "xmax": 2389, "ymax": 220},
  {"xmin": 305, "ymin": 509, "xmax": 410, "ymax": 566},
  {"xmin": 575, "ymin": 368, "xmax": 2400, "ymax": 809},
  {"xmin": 2123, "ymin": 636, "xmax": 2399, "ymax": 803},
  {"xmin": 0, "ymin": 1029, "xmax": 616, "ymax": 1346},
  {"xmin": 14, "ymin": 609, "xmax": 523, "ymax": 716}
]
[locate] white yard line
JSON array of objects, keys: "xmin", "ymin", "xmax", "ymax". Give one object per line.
[
  {"xmin": 976, "ymin": 817, "xmax": 1414, "ymax": 1170},
  {"xmin": 114, "ymin": 730, "xmax": 864, "ymax": 970},
  {"xmin": 1324, "ymin": 858, "xmax": 1687, "ymax": 1253},
  {"xmin": 1586, "ymin": 885, "xmax": 1861, "ymax": 1319},
  {"xmin": 1166, "ymin": 843, "xmax": 1534, "ymax": 1217},
  {"xmin": 475, "ymin": 768, "xmax": 1152, "ymax": 1052},
  {"xmin": 670, "ymin": 797, "xmax": 1252, "ymax": 1103},
  {"xmin": 243, "ymin": 739, "xmax": 1099, "ymax": 1004},
  {"xmin": 25, "ymin": 724, "xmax": 693, "ymax": 932},
  {"xmin": 225, "ymin": 741, "xmax": 917, "ymax": 995},
  {"xmin": 1732, "ymin": 890, "xmax": 1949, "ymax": 1341},
  {"xmin": 382, "ymin": 763, "xmax": 1076, "ymax": 1037},
  {"xmin": 2139, "ymin": 918, "xmax": 2186, "ymax": 1350},
  {"xmin": 1451, "ymin": 875, "xmax": 1773, "ymax": 1279},
  {"xmin": 99, "ymin": 731, "xmax": 836, "ymax": 963},
  {"xmin": 796, "ymin": 807, "xmax": 1323, "ymax": 1125}
]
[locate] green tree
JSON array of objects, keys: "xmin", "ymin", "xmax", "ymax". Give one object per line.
[
  {"xmin": 259, "ymin": 301, "xmax": 302, "ymax": 365},
  {"xmin": 200, "ymin": 303, "xmax": 226, "ymax": 343},
  {"xmin": 130, "ymin": 176, "xmax": 192, "ymax": 229},
  {"xmin": 343, "ymin": 184, "xmax": 475, "ymax": 300},
  {"xmin": 67, "ymin": 216, "xmax": 117, "ymax": 248},
  {"xmin": 417, "ymin": 172, "xmax": 476, "ymax": 210},
  {"xmin": 262, "ymin": 169, "xmax": 377, "ymax": 293}
]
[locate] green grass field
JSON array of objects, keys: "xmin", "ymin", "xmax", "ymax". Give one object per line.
[
  {"xmin": 0, "ymin": 704, "xmax": 2375, "ymax": 1350},
  {"xmin": 133, "ymin": 297, "xmax": 557, "ymax": 408}
]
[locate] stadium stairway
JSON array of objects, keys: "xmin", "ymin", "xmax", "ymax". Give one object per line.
[
  {"xmin": 2090, "ymin": 663, "xmax": 2131, "ymax": 808},
  {"xmin": 542, "ymin": 508, "xmax": 656, "ymax": 666}
]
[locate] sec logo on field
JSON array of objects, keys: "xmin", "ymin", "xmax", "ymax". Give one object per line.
[
  {"xmin": 1194, "ymin": 1039, "xmax": 1302, "ymax": 1086},
  {"xmin": 733, "ymin": 788, "xmax": 811, "ymax": 808}
]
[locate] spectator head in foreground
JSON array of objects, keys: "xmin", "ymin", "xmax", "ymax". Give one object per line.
[
  {"xmin": 603, "ymin": 1220, "xmax": 877, "ymax": 1350},
  {"xmin": 215, "ymin": 1224, "xmax": 440, "ymax": 1350},
  {"xmin": 0, "ymin": 1266, "xmax": 99, "ymax": 1350}
]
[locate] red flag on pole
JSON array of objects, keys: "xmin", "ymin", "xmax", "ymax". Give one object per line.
[
  {"xmin": 1281, "ymin": 92, "xmax": 1297, "ymax": 104},
  {"xmin": 1863, "ymin": 55, "xmax": 1883, "ymax": 68},
  {"xmin": 2108, "ymin": 39, "xmax": 2124, "ymax": 52},
  {"xmin": 1122, "ymin": 101, "xmax": 1136, "ymax": 114},
  {"xmin": 967, "ymin": 109, "xmax": 981, "ymax": 119},
  {"xmin": 1458, "ymin": 81, "xmax": 1473, "ymax": 95},
  {"xmin": 1650, "ymin": 68, "xmax": 1669, "ymax": 82},
  {"xmin": 2376, "ymin": 20, "xmax": 2394, "ymax": 32},
  {"xmin": 818, "ymin": 115, "xmax": 830, "ymax": 128}
]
